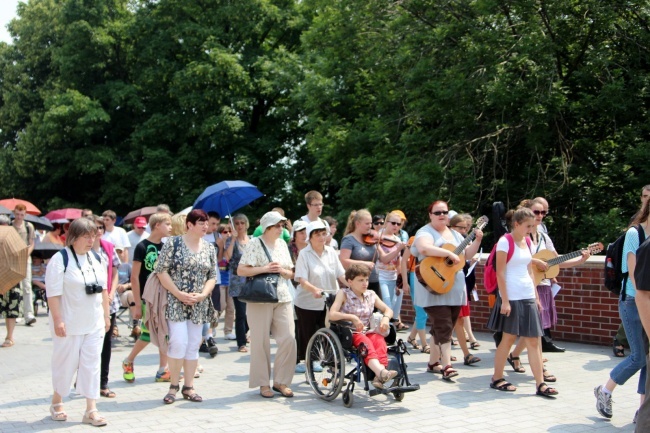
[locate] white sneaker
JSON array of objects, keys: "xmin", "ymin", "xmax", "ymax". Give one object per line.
[
  {"xmin": 224, "ymin": 333, "xmax": 236, "ymax": 340},
  {"xmin": 594, "ymin": 385, "xmax": 613, "ymax": 418}
]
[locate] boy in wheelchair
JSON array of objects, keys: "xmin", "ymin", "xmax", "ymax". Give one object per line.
[
  {"xmin": 329, "ymin": 264, "xmax": 398, "ymax": 389},
  {"xmin": 32, "ymin": 256, "xmax": 48, "ymax": 315}
]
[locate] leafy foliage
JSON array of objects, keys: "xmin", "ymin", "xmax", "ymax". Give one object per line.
[{"xmin": 1, "ymin": 0, "xmax": 649, "ymax": 250}]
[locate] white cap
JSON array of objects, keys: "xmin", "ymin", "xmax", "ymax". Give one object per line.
[
  {"xmin": 306, "ymin": 220, "xmax": 327, "ymax": 239},
  {"xmin": 260, "ymin": 211, "xmax": 287, "ymax": 231},
  {"xmin": 291, "ymin": 220, "xmax": 308, "ymax": 238},
  {"xmin": 448, "ymin": 210, "xmax": 458, "ymax": 220}
]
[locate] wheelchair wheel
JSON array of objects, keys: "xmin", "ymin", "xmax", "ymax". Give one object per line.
[
  {"xmin": 342, "ymin": 389, "xmax": 354, "ymax": 408},
  {"xmin": 306, "ymin": 328, "xmax": 345, "ymax": 402},
  {"xmin": 392, "ymin": 391, "xmax": 405, "ymax": 402}
]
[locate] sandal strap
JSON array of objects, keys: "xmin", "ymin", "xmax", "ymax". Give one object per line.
[{"xmin": 169, "ymin": 384, "xmax": 180, "ymax": 391}]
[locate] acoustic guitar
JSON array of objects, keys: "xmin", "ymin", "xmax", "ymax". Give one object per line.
[
  {"xmin": 531, "ymin": 242, "xmax": 603, "ymax": 286},
  {"xmin": 415, "ymin": 216, "xmax": 489, "ymax": 295}
]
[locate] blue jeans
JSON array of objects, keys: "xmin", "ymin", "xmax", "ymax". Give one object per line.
[
  {"xmin": 610, "ymin": 297, "xmax": 647, "ymax": 394},
  {"xmin": 410, "ymin": 272, "xmax": 428, "ymax": 331},
  {"xmin": 379, "ymin": 279, "xmax": 397, "ymax": 312}
]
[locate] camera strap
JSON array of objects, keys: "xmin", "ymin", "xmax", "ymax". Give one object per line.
[{"xmin": 70, "ymin": 246, "xmax": 100, "ymax": 286}]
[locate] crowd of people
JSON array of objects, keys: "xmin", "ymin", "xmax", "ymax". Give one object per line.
[{"xmin": 2, "ymin": 187, "xmax": 650, "ymax": 430}]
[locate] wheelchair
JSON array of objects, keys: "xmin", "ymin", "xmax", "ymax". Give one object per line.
[
  {"xmin": 305, "ymin": 320, "xmax": 420, "ymax": 408},
  {"xmin": 32, "ymin": 284, "xmax": 48, "ymax": 316}
]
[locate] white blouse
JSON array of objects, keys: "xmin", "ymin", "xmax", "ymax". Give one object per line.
[{"xmin": 45, "ymin": 247, "xmax": 107, "ymax": 335}]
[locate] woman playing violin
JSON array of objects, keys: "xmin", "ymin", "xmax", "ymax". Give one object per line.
[
  {"xmin": 340, "ymin": 209, "xmax": 382, "ymax": 301},
  {"xmin": 377, "ymin": 212, "xmax": 406, "ymax": 321},
  {"xmin": 412, "ymin": 201, "xmax": 482, "ymax": 381}
]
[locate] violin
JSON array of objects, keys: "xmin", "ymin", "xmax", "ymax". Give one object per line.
[
  {"xmin": 362, "ymin": 230, "xmax": 399, "ymax": 248},
  {"xmin": 362, "ymin": 230, "xmax": 380, "ymax": 246}
]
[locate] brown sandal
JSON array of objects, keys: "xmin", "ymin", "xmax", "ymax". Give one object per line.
[
  {"xmin": 181, "ymin": 386, "xmax": 203, "ymax": 402},
  {"xmin": 163, "ymin": 384, "xmax": 180, "ymax": 404},
  {"xmin": 441, "ymin": 365, "xmax": 459, "ymax": 381}
]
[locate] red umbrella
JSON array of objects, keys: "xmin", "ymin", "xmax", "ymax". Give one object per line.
[
  {"xmin": 0, "ymin": 198, "xmax": 40, "ymax": 215},
  {"xmin": 123, "ymin": 206, "xmax": 158, "ymax": 224},
  {"xmin": 44, "ymin": 208, "xmax": 83, "ymax": 221}
]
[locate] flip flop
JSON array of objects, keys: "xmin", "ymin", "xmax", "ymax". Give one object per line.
[{"xmin": 2, "ymin": 339, "xmax": 14, "ymax": 348}]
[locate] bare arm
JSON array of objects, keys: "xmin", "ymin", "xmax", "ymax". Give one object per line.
[
  {"xmin": 339, "ymin": 248, "xmax": 375, "ymax": 270},
  {"xmin": 463, "ymin": 229, "xmax": 483, "ymax": 259},
  {"xmin": 328, "ymin": 291, "xmax": 363, "ymax": 331},
  {"xmin": 415, "ymin": 235, "xmax": 460, "ymax": 264}
]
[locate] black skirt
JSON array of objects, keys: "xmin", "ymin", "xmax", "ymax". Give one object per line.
[{"xmin": 487, "ymin": 295, "xmax": 543, "ymax": 338}]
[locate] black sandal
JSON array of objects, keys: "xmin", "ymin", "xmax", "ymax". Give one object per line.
[
  {"xmin": 182, "ymin": 385, "xmax": 203, "ymax": 402},
  {"xmin": 507, "ymin": 353, "xmax": 526, "ymax": 373},
  {"xmin": 536, "ymin": 382, "xmax": 558, "ymax": 397},
  {"xmin": 613, "ymin": 338, "xmax": 625, "ymax": 357},
  {"xmin": 470, "ymin": 341, "xmax": 481, "ymax": 350},
  {"xmin": 543, "ymin": 368, "xmax": 557, "ymax": 383},
  {"xmin": 463, "ymin": 353, "xmax": 481, "ymax": 366},
  {"xmin": 490, "ymin": 377, "xmax": 516, "ymax": 392},
  {"xmin": 163, "ymin": 384, "xmax": 180, "ymax": 404}
]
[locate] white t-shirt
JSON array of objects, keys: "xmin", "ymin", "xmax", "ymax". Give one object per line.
[
  {"xmin": 102, "ymin": 226, "xmax": 131, "ymax": 251},
  {"xmin": 127, "ymin": 230, "xmax": 150, "ymax": 263},
  {"xmin": 45, "ymin": 247, "xmax": 108, "ymax": 335},
  {"xmin": 294, "ymin": 244, "xmax": 345, "ymax": 311},
  {"xmin": 300, "ymin": 215, "xmax": 331, "ymax": 233},
  {"xmin": 496, "ymin": 236, "xmax": 536, "ymax": 300}
]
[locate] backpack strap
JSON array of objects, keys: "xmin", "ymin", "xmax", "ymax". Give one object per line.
[
  {"xmin": 505, "ymin": 233, "xmax": 515, "ymax": 263},
  {"xmin": 61, "ymin": 248, "xmax": 101, "ymax": 273},
  {"xmin": 61, "ymin": 249, "xmax": 69, "ymax": 273}
]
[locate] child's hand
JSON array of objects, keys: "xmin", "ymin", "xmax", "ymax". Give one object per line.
[{"xmin": 352, "ymin": 317, "xmax": 364, "ymax": 332}]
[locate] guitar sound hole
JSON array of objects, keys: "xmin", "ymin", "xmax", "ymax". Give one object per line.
[{"xmin": 444, "ymin": 258, "xmax": 453, "ymax": 266}]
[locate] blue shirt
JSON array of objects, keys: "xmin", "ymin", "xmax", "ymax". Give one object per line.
[{"xmin": 623, "ymin": 226, "xmax": 647, "ymax": 298}]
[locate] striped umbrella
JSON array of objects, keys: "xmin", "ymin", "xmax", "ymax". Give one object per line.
[{"xmin": 0, "ymin": 226, "xmax": 29, "ymax": 295}]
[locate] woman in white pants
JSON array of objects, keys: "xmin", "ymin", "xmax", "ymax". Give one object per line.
[
  {"xmin": 45, "ymin": 218, "xmax": 110, "ymax": 427},
  {"xmin": 155, "ymin": 209, "xmax": 217, "ymax": 404}
]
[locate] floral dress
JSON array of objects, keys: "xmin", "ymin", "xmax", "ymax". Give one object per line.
[{"xmin": 154, "ymin": 236, "xmax": 217, "ymax": 324}]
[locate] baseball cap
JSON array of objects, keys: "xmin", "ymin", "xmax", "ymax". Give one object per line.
[
  {"xmin": 292, "ymin": 220, "xmax": 308, "ymax": 238},
  {"xmin": 134, "ymin": 216, "xmax": 147, "ymax": 228}
]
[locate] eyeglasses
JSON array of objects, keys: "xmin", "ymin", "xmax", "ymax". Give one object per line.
[
  {"xmin": 309, "ymin": 203, "xmax": 324, "ymax": 207},
  {"xmin": 453, "ymin": 225, "xmax": 468, "ymax": 230},
  {"xmin": 222, "ymin": 231, "xmax": 232, "ymax": 234},
  {"xmin": 234, "ymin": 221, "xmax": 246, "ymax": 225},
  {"xmin": 533, "ymin": 210, "xmax": 548, "ymax": 216},
  {"xmin": 431, "ymin": 211, "xmax": 449, "ymax": 216},
  {"xmin": 373, "ymin": 221, "xmax": 384, "ymax": 225},
  {"xmin": 96, "ymin": 226, "xmax": 105, "ymax": 230},
  {"xmin": 272, "ymin": 223, "xmax": 284, "ymax": 229},
  {"xmin": 388, "ymin": 221, "xmax": 402, "ymax": 226}
]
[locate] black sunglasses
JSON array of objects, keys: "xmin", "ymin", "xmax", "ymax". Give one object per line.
[
  {"xmin": 431, "ymin": 211, "xmax": 449, "ymax": 216},
  {"xmin": 388, "ymin": 221, "xmax": 402, "ymax": 226},
  {"xmin": 533, "ymin": 210, "xmax": 548, "ymax": 216},
  {"xmin": 373, "ymin": 221, "xmax": 385, "ymax": 225}
]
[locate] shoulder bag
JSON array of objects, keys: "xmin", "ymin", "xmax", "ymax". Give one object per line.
[{"xmin": 239, "ymin": 239, "xmax": 279, "ymax": 303}]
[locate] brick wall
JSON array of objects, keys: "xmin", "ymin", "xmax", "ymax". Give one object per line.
[{"xmin": 399, "ymin": 256, "xmax": 617, "ymax": 346}]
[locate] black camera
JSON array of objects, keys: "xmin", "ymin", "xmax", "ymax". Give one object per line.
[{"xmin": 85, "ymin": 284, "xmax": 103, "ymax": 295}]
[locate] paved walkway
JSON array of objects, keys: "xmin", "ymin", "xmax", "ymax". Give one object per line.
[{"xmin": 0, "ymin": 313, "xmax": 641, "ymax": 433}]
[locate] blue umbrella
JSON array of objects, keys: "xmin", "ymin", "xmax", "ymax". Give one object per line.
[{"xmin": 193, "ymin": 180, "xmax": 264, "ymax": 217}]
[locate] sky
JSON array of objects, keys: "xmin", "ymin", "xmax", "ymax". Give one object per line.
[{"xmin": 0, "ymin": 0, "xmax": 21, "ymax": 44}]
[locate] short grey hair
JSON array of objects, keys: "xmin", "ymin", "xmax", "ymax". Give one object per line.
[
  {"xmin": 232, "ymin": 213, "xmax": 249, "ymax": 229},
  {"xmin": 66, "ymin": 217, "xmax": 98, "ymax": 247},
  {"xmin": 0, "ymin": 215, "xmax": 10, "ymax": 225}
]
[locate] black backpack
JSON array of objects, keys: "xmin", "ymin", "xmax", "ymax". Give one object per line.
[
  {"xmin": 634, "ymin": 235, "xmax": 650, "ymax": 292},
  {"xmin": 604, "ymin": 225, "xmax": 644, "ymax": 299}
]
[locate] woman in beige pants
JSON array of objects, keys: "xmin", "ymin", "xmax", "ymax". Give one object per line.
[{"xmin": 238, "ymin": 211, "xmax": 296, "ymax": 399}]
